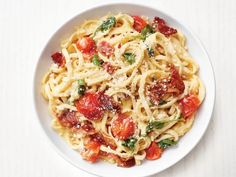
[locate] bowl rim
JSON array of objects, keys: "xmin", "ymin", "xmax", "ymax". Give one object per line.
[{"xmin": 33, "ymin": 2, "xmax": 216, "ymax": 177}]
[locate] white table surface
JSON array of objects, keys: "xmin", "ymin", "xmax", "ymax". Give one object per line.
[{"xmin": 1, "ymin": 0, "xmax": 236, "ymax": 176}]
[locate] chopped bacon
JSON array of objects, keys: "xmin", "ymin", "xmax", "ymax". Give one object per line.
[
  {"xmin": 58, "ymin": 110, "xmax": 78, "ymax": 128},
  {"xmin": 97, "ymin": 41, "xmax": 114, "ymax": 57},
  {"xmin": 81, "ymin": 120, "xmax": 96, "ymax": 133},
  {"xmin": 51, "ymin": 52, "xmax": 66, "ymax": 67},
  {"xmin": 118, "ymin": 43, "xmax": 122, "ymax": 48},
  {"xmin": 98, "ymin": 92, "xmax": 120, "ymax": 112},
  {"xmin": 108, "ymin": 154, "xmax": 135, "ymax": 167},
  {"xmin": 75, "ymin": 92, "xmax": 120, "ymax": 120},
  {"xmin": 152, "ymin": 17, "xmax": 177, "ymax": 37},
  {"xmin": 91, "ymin": 133, "xmax": 117, "ymax": 150},
  {"xmin": 102, "ymin": 62, "xmax": 116, "ymax": 74},
  {"xmin": 146, "ymin": 64, "xmax": 185, "ymax": 105}
]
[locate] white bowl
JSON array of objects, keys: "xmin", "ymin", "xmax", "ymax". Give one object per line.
[{"xmin": 33, "ymin": 3, "xmax": 215, "ymax": 177}]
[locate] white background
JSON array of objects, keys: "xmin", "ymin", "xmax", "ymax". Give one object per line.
[{"xmin": 0, "ymin": 0, "xmax": 235, "ymax": 177}]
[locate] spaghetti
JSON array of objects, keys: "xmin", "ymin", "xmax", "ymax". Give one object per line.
[{"xmin": 41, "ymin": 13, "xmax": 205, "ymax": 167}]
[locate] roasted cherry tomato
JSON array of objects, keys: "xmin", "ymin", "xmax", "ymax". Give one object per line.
[
  {"xmin": 81, "ymin": 140, "xmax": 100, "ymax": 163},
  {"xmin": 132, "ymin": 16, "xmax": 147, "ymax": 32},
  {"xmin": 179, "ymin": 94, "xmax": 200, "ymax": 118},
  {"xmin": 145, "ymin": 141, "xmax": 164, "ymax": 160},
  {"xmin": 111, "ymin": 113, "xmax": 135, "ymax": 140},
  {"xmin": 97, "ymin": 41, "xmax": 114, "ymax": 57},
  {"xmin": 76, "ymin": 37, "xmax": 96, "ymax": 54},
  {"xmin": 75, "ymin": 92, "xmax": 104, "ymax": 120}
]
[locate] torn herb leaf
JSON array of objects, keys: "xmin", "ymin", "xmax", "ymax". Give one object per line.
[
  {"xmin": 158, "ymin": 139, "xmax": 177, "ymax": 149},
  {"xmin": 146, "ymin": 121, "xmax": 165, "ymax": 133},
  {"xmin": 94, "ymin": 16, "xmax": 116, "ymax": 36},
  {"xmin": 92, "ymin": 54, "xmax": 103, "ymax": 66},
  {"xmin": 78, "ymin": 79, "xmax": 85, "ymax": 85},
  {"xmin": 123, "ymin": 52, "xmax": 136, "ymax": 64},
  {"xmin": 141, "ymin": 25, "xmax": 155, "ymax": 40},
  {"xmin": 122, "ymin": 138, "xmax": 137, "ymax": 150}
]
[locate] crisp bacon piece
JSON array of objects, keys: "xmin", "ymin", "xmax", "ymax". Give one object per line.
[
  {"xmin": 98, "ymin": 92, "xmax": 120, "ymax": 112},
  {"xmin": 51, "ymin": 52, "xmax": 65, "ymax": 67},
  {"xmin": 97, "ymin": 41, "xmax": 114, "ymax": 57},
  {"xmin": 58, "ymin": 110, "xmax": 78, "ymax": 128},
  {"xmin": 81, "ymin": 120, "xmax": 96, "ymax": 133},
  {"xmin": 146, "ymin": 64, "xmax": 185, "ymax": 104},
  {"xmin": 108, "ymin": 154, "xmax": 135, "ymax": 167},
  {"xmin": 168, "ymin": 64, "xmax": 185, "ymax": 95},
  {"xmin": 179, "ymin": 94, "xmax": 200, "ymax": 119},
  {"xmin": 102, "ymin": 62, "xmax": 116, "ymax": 74},
  {"xmin": 75, "ymin": 92, "xmax": 120, "ymax": 120},
  {"xmin": 111, "ymin": 113, "xmax": 135, "ymax": 140},
  {"xmin": 152, "ymin": 17, "xmax": 177, "ymax": 37},
  {"xmin": 91, "ymin": 133, "xmax": 117, "ymax": 150}
]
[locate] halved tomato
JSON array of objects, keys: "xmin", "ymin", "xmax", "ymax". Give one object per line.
[
  {"xmin": 76, "ymin": 37, "xmax": 96, "ymax": 54},
  {"xmin": 145, "ymin": 141, "xmax": 163, "ymax": 160},
  {"xmin": 111, "ymin": 113, "xmax": 135, "ymax": 140},
  {"xmin": 179, "ymin": 94, "xmax": 200, "ymax": 118},
  {"xmin": 132, "ymin": 16, "xmax": 147, "ymax": 32},
  {"xmin": 75, "ymin": 92, "xmax": 104, "ymax": 120},
  {"xmin": 81, "ymin": 140, "xmax": 100, "ymax": 163}
]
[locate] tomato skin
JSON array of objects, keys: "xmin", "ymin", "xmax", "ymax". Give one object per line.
[
  {"xmin": 51, "ymin": 52, "xmax": 65, "ymax": 67},
  {"xmin": 75, "ymin": 92, "xmax": 104, "ymax": 120},
  {"xmin": 179, "ymin": 94, "xmax": 200, "ymax": 118},
  {"xmin": 75, "ymin": 92, "xmax": 120, "ymax": 120},
  {"xmin": 81, "ymin": 140, "xmax": 100, "ymax": 163},
  {"xmin": 145, "ymin": 141, "xmax": 164, "ymax": 160},
  {"xmin": 97, "ymin": 41, "xmax": 114, "ymax": 57},
  {"xmin": 111, "ymin": 113, "xmax": 135, "ymax": 140},
  {"xmin": 132, "ymin": 16, "xmax": 147, "ymax": 32},
  {"xmin": 76, "ymin": 37, "xmax": 96, "ymax": 54}
]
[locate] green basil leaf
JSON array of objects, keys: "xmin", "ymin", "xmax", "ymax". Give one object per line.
[
  {"xmin": 146, "ymin": 121, "xmax": 165, "ymax": 133},
  {"xmin": 92, "ymin": 54, "xmax": 103, "ymax": 66},
  {"xmin": 122, "ymin": 138, "xmax": 137, "ymax": 150},
  {"xmin": 141, "ymin": 25, "xmax": 155, "ymax": 40},
  {"xmin": 78, "ymin": 79, "xmax": 85, "ymax": 85},
  {"xmin": 123, "ymin": 52, "xmax": 136, "ymax": 64},
  {"xmin": 94, "ymin": 16, "xmax": 116, "ymax": 36},
  {"xmin": 158, "ymin": 139, "xmax": 177, "ymax": 149}
]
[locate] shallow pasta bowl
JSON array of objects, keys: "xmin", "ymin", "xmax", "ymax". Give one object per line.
[{"xmin": 33, "ymin": 2, "xmax": 215, "ymax": 177}]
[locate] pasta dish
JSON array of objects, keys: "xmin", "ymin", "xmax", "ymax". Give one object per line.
[{"xmin": 41, "ymin": 13, "xmax": 205, "ymax": 167}]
